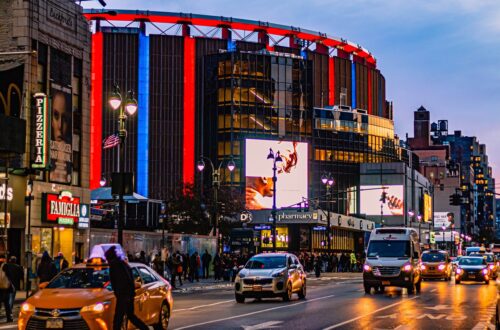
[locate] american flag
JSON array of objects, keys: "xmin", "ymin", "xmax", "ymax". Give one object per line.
[{"xmin": 103, "ymin": 134, "xmax": 120, "ymax": 149}]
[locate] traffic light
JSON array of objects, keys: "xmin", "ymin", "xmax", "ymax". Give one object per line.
[
  {"xmin": 449, "ymin": 193, "xmax": 461, "ymax": 206},
  {"xmin": 380, "ymin": 191, "xmax": 388, "ymax": 203}
]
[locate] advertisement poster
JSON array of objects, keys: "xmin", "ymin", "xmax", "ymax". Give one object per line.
[
  {"xmin": 434, "ymin": 212, "xmax": 454, "ymax": 229},
  {"xmin": 0, "ymin": 65, "xmax": 23, "ymax": 117},
  {"xmin": 49, "ymin": 83, "xmax": 73, "ymax": 184},
  {"xmin": 245, "ymin": 139, "xmax": 308, "ymax": 210},
  {"xmin": 360, "ymin": 185, "xmax": 404, "ymax": 216},
  {"xmin": 423, "ymin": 193, "xmax": 432, "ymax": 222}
]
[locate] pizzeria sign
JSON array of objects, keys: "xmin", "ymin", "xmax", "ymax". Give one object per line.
[{"xmin": 42, "ymin": 191, "xmax": 80, "ymax": 225}]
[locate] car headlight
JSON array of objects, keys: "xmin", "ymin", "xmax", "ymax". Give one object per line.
[
  {"xmin": 21, "ymin": 302, "xmax": 35, "ymax": 313},
  {"xmin": 237, "ymin": 272, "xmax": 246, "ymax": 279},
  {"xmin": 81, "ymin": 301, "xmax": 111, "ymax": 314},
  {"xmin": 363, "ymin": 264, "xmax": 371, "ymax": 272},
  {"xmin": 456, "ymin": 268, "xmax": 463, "ymax": 274},
  {"xmin": 420, "ymin": 264, "xmax": 426, "ymax": 270},
  {"xmin": 402, "ymin": 263, "xmax": 412, "ymax": 272},
  {"xmin": 438, "ymin": 264, "xmax": 446, "ymax": 271},
  {"xmin": 482, "ymin": 268, "xmax": 489, "ymax": 275},
  {"xmin": 272, "ymin": 270, "xmax": 285, "ymax": 278},
  {"xmin": 489, "ymin": 264, "xmax": 495, "ymax": 270}
]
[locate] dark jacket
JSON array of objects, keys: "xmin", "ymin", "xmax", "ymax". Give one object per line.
[
  {"xmin": 4, "ymin": 262, "xmax": 23, "ymax": 290},
  {"xmin": 37, "ymin": 255, "xmax": 57, "ymax": 283},
  {"xmin": 108, "ymin": 258, "xmax": 135, "ymax": 299}
]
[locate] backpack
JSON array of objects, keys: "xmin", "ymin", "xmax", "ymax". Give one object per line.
[{"xmin": 0, "ymin": 264, "xmax": 11, "ymax": 289}]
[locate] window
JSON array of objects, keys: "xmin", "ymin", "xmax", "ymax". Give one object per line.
[{"xmin": 138, "ymin": 267, "xmax": 157, "ymax": 284}]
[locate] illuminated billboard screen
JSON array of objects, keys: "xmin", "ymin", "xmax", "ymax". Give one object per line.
[
  {"xmin": 245, "ymin": 139, "xmax": 308, "ymax": 210},
  {"xmin": 434, "ymin": 212, "xmax": 454, "ymax": 229},
  {"xmin": 423, "ymin": 193, "xmax": 432, "ymax": 222},
  {"xmin": 360, "ymin": 185, "xmax": 404, "ymax": 216}
]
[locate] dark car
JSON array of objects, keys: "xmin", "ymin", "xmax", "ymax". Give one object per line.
[
  {"xmin": 455, "ymin": 256, "xmax": 491, "ymax": 284},
  {"xmin": 470, "ymin": 252, "xmax": 498, "ymax": 279}
]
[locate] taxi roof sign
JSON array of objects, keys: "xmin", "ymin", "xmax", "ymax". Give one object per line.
[{"xmin": 89, "ymin": 244, "xmax": 126, "ymax": 262}]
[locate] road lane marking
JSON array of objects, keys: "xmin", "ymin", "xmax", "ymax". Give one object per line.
[
  {"xmin": 424, "ymin": 304, "xmax": 451, "ymax": 310},
  {"xmin": 0, "ymin": 324, "xmax": 17, "ymax": 330},
  {"xmin": 174, "ymin": 294, "xmax": 336, "ymax": 330},
  {"xmin": 242, "ymin": 321, "xmax": 284, "ymax": 330},
  {"xmin": 174, "ymin": 299, "xmax": 234, "ymax": 312},
  {"xmin": 322, "ymin": 296, "xmax": 419, "ymax": 329},
  {"xmin": 430, "ymin": 289, "xmax": 437, "ymax": 292}
]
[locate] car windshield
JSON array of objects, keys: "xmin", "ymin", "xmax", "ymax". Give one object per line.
[
  {"xmin": 458, "ymin": 258, "xmax": 485, "ymax": 266},
  {"xmin": 471, "ymin": 254, "xmax": 493, "ymax": 262},
  {"xmin": 367, "ymin": 241, "xmax": 411, "ymax": 258},
  {"xmin": 246, "ymin": 256, "xmax": 287, "ymax": 269},
  {"xmin": 422, "ymin": 253, "xmax": 446, "ymax": 262},
  {"xmin": 47, "ymin": 268, "xmax": 110, "ymax": 289}
]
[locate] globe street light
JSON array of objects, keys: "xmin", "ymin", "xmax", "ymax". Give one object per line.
[
  {"xmin": 417, "ymin": 214, "xmax": 422, "ymax": 243},
  {"xmin": 109, "ymin": 83, "xmax": 137, "ymax": 245},
  {"xmin": 441, "ymin": 225, "xmax": 446, "ymax": 250},
  {"xmin": 321, "ymin": 173, "xmax": 335, "ymax": 252},
  {"xmin": 197, "ymin": 156, "xmax": 236, "ymax": 253},
  {"xmin": 267, "ymin": 148, "xmax": 282, "ymax": 252}
]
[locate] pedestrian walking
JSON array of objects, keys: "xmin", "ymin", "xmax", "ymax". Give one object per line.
[
  {"xmin": 331, "ymin": 254, "xmax": 338, "ymax": 273},
  {"xmin": 172, "ymin": 254, "xmax": 183, "ymax": 287},
  {"xmin": 53, "ymin": 252, "xmax": 69, "ymax": 273},
  {"xmin": 201, "ymin": 250, "xmax": 212, "ymax": 279},
  {"xmin": 213, "ymin": 253, "xmax": 222, "ymax": 281},
  {"xmin": 0, "ymin": 257, "xmax": 13, "ymax": 322},
  {"xmin": 314, "ymin": 255, "xmax": 322, "ymax": 278},
  {"xmin": 189, "ymin": 252, "xmax": 200, "ymax": 282},
  {"xmin": 4, "ymin": 256, "xmax": 22, "ymax": 314},
  {"xmin": 37, "ymin": 251, "xmax": 57, "ymax": 283},
  {"xmin": 350, "ymin": 252, "xmax": 357, "ymax": 272},
  {"xmin": 182, "ymin": 253, "xmax": 189, "ymax": 281},
  {"xmin": 104, "ymin": 246, "xmax": 148, "ymax": 330}
]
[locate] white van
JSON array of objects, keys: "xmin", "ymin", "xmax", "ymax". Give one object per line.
[{"xmin": 363, "ymin": 227, "xmax": 422, "ymax": 294}]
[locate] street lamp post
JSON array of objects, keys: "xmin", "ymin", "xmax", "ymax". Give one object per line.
[
  {"xmin": 441, "ymin": 225, "xmax": 446, "ymax": 251},
  {"xmin": 321, "ymin": 173, "xmax": 335, "ymax": 252},
  {"xmin": 197, "ymin": 157, "xmax": 236, "ymax": 254},
  {"xmin": 417, "ymin": 214, "xmax": 423, "ymax": 243},
  {"xmin": 108, "ymin": 84, "xmax": 138, "ymax": 245},
  {"xmin": 267, "ymin": 149, "xmax": 283, "ymax": 252},
  {"xmin": 25, "ymin": 178, "xmax": 34, "ymax": 298}
]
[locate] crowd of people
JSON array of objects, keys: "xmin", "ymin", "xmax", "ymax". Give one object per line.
[{"xmin": 297, "ymin": 252, "xmax": 366, "ymax": 274}]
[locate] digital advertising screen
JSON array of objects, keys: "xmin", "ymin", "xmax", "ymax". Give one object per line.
[
  {"xmin": 434, "ymin": 212, "xmax": 454, "ymax": 229},
  {"xmin": 360, "ymin": 185, "xmax": 404, "ymax": 216},
  {"xmin": 49, "ymin": 82, "xmax": 73, "ymax": 184},
  {"xmin": 423, "ymin": 193, "xmax": 432, "ymax": 222},
  {"xmin": 245, "ymin": 139, "xmax": 308, "ymax": 210}
]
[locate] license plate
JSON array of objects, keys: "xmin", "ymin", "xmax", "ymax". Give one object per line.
[
  {"xmin": 253, "ymin": 285, "xmax": 262, "ymax": 291},
  {"xmin": 429, "ymin": 267, "xmax": 435, "ymax": 270},
  {"xmin": 46, "ymin": 318, "xmax": 63, "ymax": 329},
  {"xmin": 382, "ymin": 281, "xmax": 390, "ymax": 285},
  {"xmin": 469, "ymin": 275, "xmax": 475, "ymax": 279}
]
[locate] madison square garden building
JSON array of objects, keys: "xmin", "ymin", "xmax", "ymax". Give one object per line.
[{"xmin": 86, "ymin": 10, "xmax": 416, "ymax": 253}]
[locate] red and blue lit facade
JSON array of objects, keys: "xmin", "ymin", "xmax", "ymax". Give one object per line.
[{"xmin": 85, "ymin": 10, "xmax": 392, "ymax": 201}]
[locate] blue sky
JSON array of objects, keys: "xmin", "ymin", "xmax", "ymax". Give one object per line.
[{"xmin": 82, "ymin": 0, "xmax": 500, "ymax": 184}]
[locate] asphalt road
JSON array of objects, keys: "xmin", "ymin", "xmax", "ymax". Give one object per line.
[{"xmin": 169, "ymin": 275, "xmax": 497, "ymax": 330}]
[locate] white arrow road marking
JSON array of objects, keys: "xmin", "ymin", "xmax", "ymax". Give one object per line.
[
  {"xmin": 416, "ymin": 314, "xmax": 446, "ymax": 320},
  {"xmin": 394, "ymin": 325, "xmax": 413, "ymax": 330},
  {"xmin": 424, "ymin": 305, "xmax": 452, "ymax": 311},
  {"xmin": 242, "ymin": 321, "xmax": 284, "ymax": 330}
]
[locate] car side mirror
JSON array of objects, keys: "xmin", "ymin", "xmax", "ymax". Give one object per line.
[
  {"xmin": 39, "ymin": 282, "xmax": 49, "ymax": 290},
  {"xmin": 134, "ymin": 280, "xmax": 142, "ymax": 289},
  {"xmin": 289, "ymin": 264, "xmax": 298, "ymax": 269}
]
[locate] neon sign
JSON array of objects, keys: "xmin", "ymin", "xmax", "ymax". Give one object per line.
[{"xmin": 31, "ymin": 93, "xmax": 50, "ymax": 169}]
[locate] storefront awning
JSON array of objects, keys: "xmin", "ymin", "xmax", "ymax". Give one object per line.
[{"xmin": 90, "ymin": 187, "xmax": 148, "ymax": 202}]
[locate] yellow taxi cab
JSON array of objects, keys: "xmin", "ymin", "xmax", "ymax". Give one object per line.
[
  {"xmin": 420, "ymin": 250, "xmax": 452, "ymax": 281},
  {"xmin": 18, "ymin": 244, "xmax": 173, "ymax": 330}
]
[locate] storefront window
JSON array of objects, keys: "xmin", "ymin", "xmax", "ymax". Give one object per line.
[
  {"xmin": 32, "ymin": 227, "xmax": 53, "ymax": 255},
  {"xmin": 261, "ymin": 227, "xmax": 288, "ymax": 249}
]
